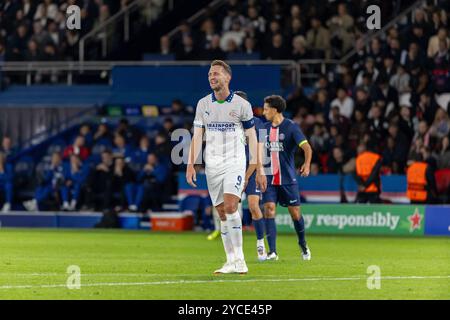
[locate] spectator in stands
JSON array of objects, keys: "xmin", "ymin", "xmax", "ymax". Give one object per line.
[
  {"xmin": 413, "ymin": 120, "xmax": 431, "ymax": 147},
  {"xmin": 427, "ymin": 27, "xmax": 450, "ymax": 58},
  {"xmin": 327, "ymin": 147, "xmax": 347, "ymax": 174},
  {"xmin": 0, "ymin": 152, "xmax": 13, "ymax": 212},
  {"xmin": 430, "ymin": 9, "xmax": 448, "ymax": 35},
  {"xmin": 23, "ymin": 151, "xmax": 64, "ymax": 212},
  {"xmin": 111, "ymin": 156, "xmax": 136, "ymax": 211},
  {"xmin": 60, "ymin": 30, "xmax": 80, "ymax": 60},
  {"xmin": 170, "ymin": 98, "xmax": 193, "ymax": 116},
  {"xmin": 313, "ymin": 89, "xmax": 330, "ymax": 116},
  {"xmin": 198, "ymin": 18, "xmax": 217, "ymax": 52},
  {"xmin": 24, "ymin": 39, "xmax": 40, "ymax": 61},
  {"xmin": 115, "ymin": 118, "xmax": 140, "ymax": 146},
  {"xmin": 389, "ymin": 64, "xmax": 411, "ymax": 94},
  {"xmin": 63, "ymin": 135, "xmax": 90, "ymax": 161},
  {"xmin": 416, "ymin": 93, "xmax": 438, "ymax": 126},
  {"xmin": 1, "ymin": 136, "xmax": 17, "ymax": 162},
  {"xmin": 387, "ymin": 123, "xmax": 409, "ymax": 173},
  {"xmin": 430, "ymin": 39, "xmax": 450, "ymax": 93},
  {"xmin": 348, "ymin": 109, "xmax": 368, "ymax": 147},
  {"xmin": 398, "ymin": 106, "xmax": 415, "ymax": 145},
  {"xmin": 93, "ymin": 123, "xmax": 113, "ymax": 146},
  {"xmin": 436, "ymin": 134, "xmax": 450, "ymax": 169},
  {"xmin": 370, "ymin": 76, "xmax": 398, "ymax": 114},
  {"xmin": 306, "ymin": 17, "xmax": 331, "ymax": 59},
  {"xmin": 242, "ymin": 36, "xmax": 259, "ymax": 57},
  {"xmin": 86, "ymin": 149, "xmax": 114, "ymax": 211},
  {"xmin": 202, "ymin": 34, "xmax": 226, "ymax": 60},
  {"xmin": 354, "ymin": 87, "xmax": 372, "ymax": 116},
  {"xmin": 330, "ymin": 87, "xmax": 354, "ymax": 120},
  {"xmin": 222, "ymin": 5, "xmax": 246, "ymax": 33},
  {"xmin": 368, "ymin": 104, "xmax": 388, "ymax": 142},
  {"xmin": 220, "ymin": 19, "xmax": 246, "ymax": 52},
  {"xmin": 408, "ymin": 24, "xmax": 428, "ymax": 51},
  {"xmin": 263, "ymin": 33, "xmax": 288, "ymax": 60},
  {"xmin": 153, "ymin": 131, "xmax": 171, "ymax": 161},
  {"xmin": 327, "ymin": 2, "xmax": 354, "ymax": 57},
  {"xmin": 61, "ymin": 154, "xmax": 87, "ymax": 211},
  {"xmin": 134, "ymin": 153, "xmax": 168, "ymax": 212},
  {"xmin": 367, "ymin": 38, "xmax": 384, "ymax": 68},
  {"xmin": 290, "ymin": 35, "xmax": 310, "ymax": 61},
  {"xmin": 356, "ymin": 57, "xmax": 379, "ymax": 86},
  {"xmin": 133, "ymin": 135, "xmax": 150, "ymax": 165},
  {"xmin": 112, "ymin": 133, "xmax": 133, "ymax": 159},
  {"xmin": 429, "ymin": 108, "xmax": 450, "ymax": 139},
  {"xmin": 159, "ymin": 35, "xmax": 172, "ymax": 56},
  {"xmin": 245, "ymin": 5, "xmax": 266, "ymax": 38},
  {"xmin": 79, "ymin": 124, "xmax": 93, "ymax": 148},
  {"xmin": 6, "ymin": 24, "xmax": 29, "ymax": 61},
  {"xmin": 401, "ymin": 42, "xmax": 426, "ymax": 74},
  {"xmin": 34, "ymin": 0, "xmax": 58, "ymax": 25},
  {"xmin": 175, "ymin": 34, "xmax": 198, "ymax": 60},
  {"xmin": 309, "ymin": 123, "xmax": 328, "ymax": 153}
]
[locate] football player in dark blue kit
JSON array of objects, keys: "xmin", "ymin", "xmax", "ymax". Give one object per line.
[
  {"xmin": 258, "ymin": 95, "xmax": 312, "ymax": 261},
  {"xmin": 234, "ymin": 91, "xmax": 267, "ymax": 261}
]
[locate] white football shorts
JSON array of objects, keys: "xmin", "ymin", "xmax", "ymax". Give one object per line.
[{"xmin": 205, "ymin": 165, "xmax": 246, "ymax": 207}]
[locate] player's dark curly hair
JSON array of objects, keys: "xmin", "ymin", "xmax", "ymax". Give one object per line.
[{"xmin": 264, "ymin": 95, "xmax": 286, "ymax": 113}]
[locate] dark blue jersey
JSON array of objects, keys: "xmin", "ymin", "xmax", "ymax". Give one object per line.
[
  {"xmin": 245, "ymin": 116, "xmax": 264, "ymax": 167},
  {"xmin": 262, "ymin": 118, "xmax": 307, "ymax": 186}
]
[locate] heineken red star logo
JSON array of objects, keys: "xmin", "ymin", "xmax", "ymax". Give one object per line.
[{"xmin": 408, "ymin": 208, "xmax": 422, "ymax": 232}]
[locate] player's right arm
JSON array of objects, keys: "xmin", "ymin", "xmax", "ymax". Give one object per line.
[
  {"xmin": 186, "ymin": 100, "xmax": 205, "ymax": 187},
  {"xmin": 186, "ymin": 126, "xmax": 204, "ymax": 187}
]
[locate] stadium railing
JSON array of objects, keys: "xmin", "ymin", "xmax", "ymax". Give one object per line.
[
  {"xmin": 79, "ymin": 0, "xmax": 168, "ymax": 62},
  {"xmin": 0, "ymin": 60, "xmax": 341, "ymax": 87}
]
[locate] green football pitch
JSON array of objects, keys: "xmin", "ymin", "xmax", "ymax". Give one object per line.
[{"xmin": 0, "ymin": 229, "xmax": 448, "ymax": 300}]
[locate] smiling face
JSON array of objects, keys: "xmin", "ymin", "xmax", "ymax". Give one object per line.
[{"xmin": 208, "ymin": 65, "xmax": 231, "ymax": 92}]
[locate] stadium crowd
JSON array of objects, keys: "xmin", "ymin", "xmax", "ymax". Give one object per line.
[
  {"xmin": 0, "ymin": 0, "xmax": 449, "ymax": 209},
  {"xmin": 0, "ymin": 0, "xmax": 134, "ymax": 63},
  {"xmin": 0, "ymin": 112, "xmax": 190, "ymax": 213}
]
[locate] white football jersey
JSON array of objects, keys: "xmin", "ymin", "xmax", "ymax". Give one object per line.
[{"xmin": 193, "ymin": 91, "xmax": 255, "ymax": 172}]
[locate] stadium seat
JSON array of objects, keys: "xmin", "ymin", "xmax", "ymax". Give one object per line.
[{"xmin": 435, "ymin": 169, "xmax": 450, "ymax": 194}]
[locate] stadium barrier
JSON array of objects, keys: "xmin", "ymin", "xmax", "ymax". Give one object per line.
[
  {"xmin": 276, "ymin": 204, "xmax": 426, "ymax": 236},
  {"xmin": 0, "ymin": 206, "xmax": 448, "ymax": 236},
  {"xmin": 178, "ymin": 174, "xmax": 450, "ymax": 237}
]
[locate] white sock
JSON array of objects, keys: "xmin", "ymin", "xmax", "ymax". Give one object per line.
[
  {"xmin": 213, "ymin": 207, "xmax": 221, "ymax": 231},
  {"xmin": 237, "ymin": 202, "xmax": 243, "ymax": 219},
  {"xmin": 220, "ymin": 220, "xmax": 235, "ymax": 264},
  {"xmin": 257, "ymin": 239, "xmax": 265, "ymax": 248},
  {"xmin": 226, "ymin": 211, "xmax": 244, "ymax": 261}
]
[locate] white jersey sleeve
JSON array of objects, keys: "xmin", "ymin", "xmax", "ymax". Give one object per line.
[
  {"xmin": 240, "ymin": 100, "xmax": 255, "ymax": 129},
  {"xmin": 193, "ymin": 99, "xmax": 205, "ymax": 128}
]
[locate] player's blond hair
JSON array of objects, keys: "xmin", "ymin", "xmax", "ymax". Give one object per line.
[{"xmin": 210, "ymin": 60, "xmax": 232, "ymax": 76}]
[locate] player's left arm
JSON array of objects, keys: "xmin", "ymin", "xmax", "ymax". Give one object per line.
[
  {"xmin": 293, "ymin": 124, "xmax": 312, "ymax": 177},
  {"xmin": 299, "ymin": 141, "xmax": 312, "ymax": 177},
  {"xmin": 241, "ymin": 102, "xmax": 257, "ymax": 189}
]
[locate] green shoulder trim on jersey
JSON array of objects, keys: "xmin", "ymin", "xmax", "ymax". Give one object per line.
[{"xmin": 299, "ymin": 140, "xmax": 308, "ymax": 147}]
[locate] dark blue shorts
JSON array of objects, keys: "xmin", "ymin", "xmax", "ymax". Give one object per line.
[
  {"xmin": 245, "ymin": 171, "xmax": 261, "ymax": 196},
  {"xmin": 262, "ymin": 183, "xmax": 300, "ymax": 207}
]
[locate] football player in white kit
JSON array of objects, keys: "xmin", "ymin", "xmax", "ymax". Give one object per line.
[{"xmin": 186, "ymin": 60, "xmax": 258, "ymax": 274}]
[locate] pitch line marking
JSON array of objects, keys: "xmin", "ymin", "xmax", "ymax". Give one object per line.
[{"xmin": 0, "ymin": 275, "xmax": 449, "ymax": 290}]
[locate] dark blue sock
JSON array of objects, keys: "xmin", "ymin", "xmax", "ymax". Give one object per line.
[
  {"xmin": 253, "ymin": 218, "xmax": 265, "ymax": 240},
  {"xmin": 293, "ymin": 216, "xmax": 307, "ymax": 251},
  {"xmin": 265, "ymin": 218, "xmax": 277, "ymax": 253}
]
